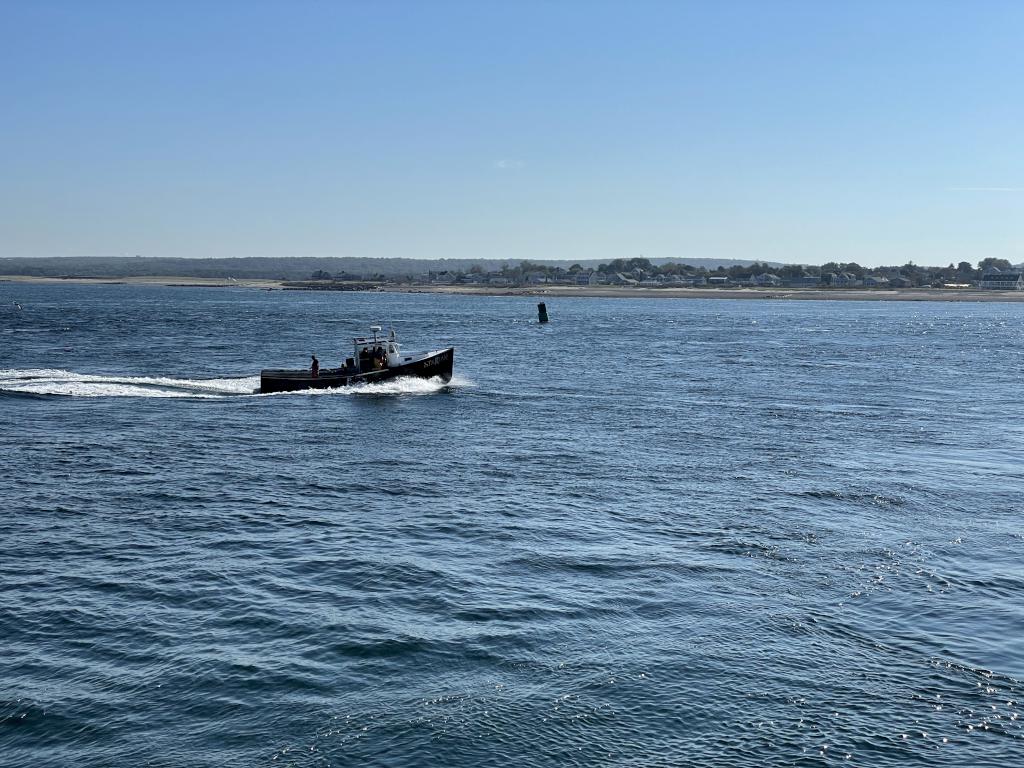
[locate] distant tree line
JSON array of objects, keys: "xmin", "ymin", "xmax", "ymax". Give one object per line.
[
  {"xmin": 0, "ymin": 256, "xmax": 531, "ymax": 281},
  {"xmin": 1, "ymin": 255, "xmax": 1017, "ymax": 286},
  {"xmin": 446, "ymin": 256, "xmax": 1016, "ymax": 286}
]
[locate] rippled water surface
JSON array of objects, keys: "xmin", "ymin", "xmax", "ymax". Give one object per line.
[{"xmin": 2, "ymin": 284, "xmax": 1023, "ymax": 767}]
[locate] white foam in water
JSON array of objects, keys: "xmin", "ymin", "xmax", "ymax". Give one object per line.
[
  {"xmin": 0, "ymin": 369, "xmax": 471, "ymax": 398},
  {"xmin": 0, "ymin": 368, "xmax": 260, "ymax": 398}
]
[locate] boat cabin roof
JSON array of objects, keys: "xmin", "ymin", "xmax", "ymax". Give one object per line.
[{"xmin": 352, "ymin": 327, "xmax": 399, "ymax": 349}]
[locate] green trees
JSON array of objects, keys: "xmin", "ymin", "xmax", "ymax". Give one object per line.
[
  {"xmin": 777, "ymin": 263, "xmax": 809, "ymax": 278},
  {"xmin": 978, "ymin": 257, "xmax": 1013, "ymax": 273},
  {"xmin": 598, "ymin": 257, "xmax": 653, "ymax": 275},
  {"xmin": 956, "ymin": 261, "xmax": 976, "ymax": 280},
  {"xmin": 819, "ymin": 262, "xmax": 864, "ymax": 278}
]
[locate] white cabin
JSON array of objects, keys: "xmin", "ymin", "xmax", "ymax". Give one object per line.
[{"xmin": 351, "ymin": 326, "xmax": 404, "ymax": 372}]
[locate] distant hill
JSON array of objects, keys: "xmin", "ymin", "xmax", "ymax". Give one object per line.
[{"xmin": 0, "ymin": 256, "xmax": 781, "ymax": 280}]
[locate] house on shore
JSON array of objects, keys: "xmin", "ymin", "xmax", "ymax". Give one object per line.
[
  {"xmin": 785, "ymin": 273, "xmax": 821, "ymax": 287},
  {"xmin": 827, "ymin": 272, "xmax": 862, "ymax": 287},
  {"xmin": 610, "ymin": 272, "xmax": 639, "ymax": 286},
  {"xmin": 575, "ymin": 271, "xmax": 601, "ymax": 286},
  {"xmin": 525, "ymin": 271, "xmax": 548, "ymax": 285},
  {"xmin": 980, "ymin": 270, "xmax": 1024, "ymax": 290}
]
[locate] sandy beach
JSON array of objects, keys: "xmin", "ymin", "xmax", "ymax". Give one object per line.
[{"xmin": 5, "ymin": 274, "xmax": 1024, "ymax": 302}]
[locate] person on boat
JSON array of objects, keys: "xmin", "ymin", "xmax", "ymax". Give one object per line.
[
  {"xmin": 311, "ymin": 354, "xmax": 319, "ymax": 378},
  {"xmin": 374, "ymin": 346, "xmax": 387, "ymax": 369},
  {"xmin": 359, "ymin": 347, "xmax": 370, "ymax": 370}
]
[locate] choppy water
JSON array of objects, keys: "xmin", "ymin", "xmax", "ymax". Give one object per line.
[{"xmin": 2, "ymin": 284, "xmax": 1023, "ymax": 767}]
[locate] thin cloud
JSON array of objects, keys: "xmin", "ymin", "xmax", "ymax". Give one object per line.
[
  {"xmin": 947, "ymin": 186, "xmax": 1024, "ymax": 192},
  {"xmin": 493, "ymin": 159, "xmax": 524, "ymax": 170}
]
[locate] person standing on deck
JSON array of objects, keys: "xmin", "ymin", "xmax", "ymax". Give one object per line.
[{"xmin": 311, "ymin": 354, "xmax": 319, "ymax": 378}]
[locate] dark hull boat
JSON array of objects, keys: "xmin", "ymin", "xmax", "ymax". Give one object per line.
[{"xmin": 260, "ymin": 327, "xmax": 453, "ymax": 394}]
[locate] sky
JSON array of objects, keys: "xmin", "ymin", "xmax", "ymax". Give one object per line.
[{"xmin": 1, "ymin": 0, "xmax": 1022, "ymax": 267}]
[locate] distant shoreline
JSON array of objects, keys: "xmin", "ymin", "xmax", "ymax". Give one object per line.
[
  {"xmin": 388, "ymin": 284, "xmax": 1024, "ymax": 302},
  {"xmin": 4, "ymin": 274, "xmax": 1024, "ymax": 302},
  {"xmin": 0, "ymin": 275, "xmax": 282, "ymax": 289}
]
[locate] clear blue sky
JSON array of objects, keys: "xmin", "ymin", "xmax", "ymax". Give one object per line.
[{"xmin": 2, "ymin": 0, "xmax": 1021, "ymax": 267}]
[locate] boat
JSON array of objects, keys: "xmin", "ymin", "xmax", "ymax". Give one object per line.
[{"xmin": 259, "ymin": 326, "xmax": 454, "ymax": 394}]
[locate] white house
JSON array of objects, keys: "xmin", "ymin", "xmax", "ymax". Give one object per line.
[
  {"xmin": 753, "ymin": 273, "xmax": 782, "ymax": 287},
  {"xmin": 980, "ymin": 271, "xmax": 1024, "ymax": 290}
]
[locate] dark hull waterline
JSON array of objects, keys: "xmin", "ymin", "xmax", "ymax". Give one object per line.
[{"xmin": 259, "ymin": 348, "xmax": 454, "ymax": 394}]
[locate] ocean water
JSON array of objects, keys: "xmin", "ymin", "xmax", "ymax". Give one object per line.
[{"xmin": 2, "ymin": 283, "xmax": 1022, "ymax": 767}]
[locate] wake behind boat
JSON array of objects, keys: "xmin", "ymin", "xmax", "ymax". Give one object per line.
[{"xmin": 259, "ymin": 326, "xmax": 454, "ymax": 394}]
